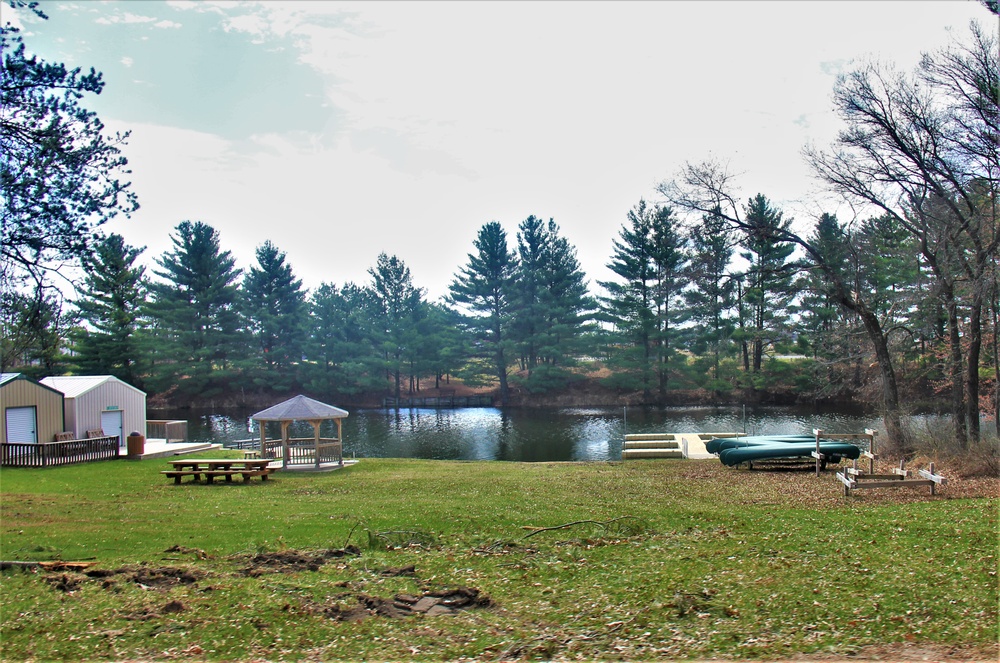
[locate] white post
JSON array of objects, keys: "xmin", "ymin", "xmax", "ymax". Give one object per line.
[{"xmin": 813, "ymin": 428, "xmax": 823, "ymax": 476}]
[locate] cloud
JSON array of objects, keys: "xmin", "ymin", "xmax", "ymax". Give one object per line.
[{"xmin": 95, "ymin": 12, "xmax": 160, "ymax": 26}]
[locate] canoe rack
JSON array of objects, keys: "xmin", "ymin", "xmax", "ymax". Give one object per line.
[
  {"xmin": 830, "ymin": 427, "xmax": 947, "ymax": 496},
  {"xmin": 837, "ymin": 458, "xmax": 947, "ymax": 496},
  {"xmin": 809, "ymin": 428, "xmax": 876, "ymax": 477}
]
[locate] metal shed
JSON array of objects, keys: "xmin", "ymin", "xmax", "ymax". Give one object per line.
[
  {"xmin": 39, "ymin": 376, "xmax": 146, "ymax": 447},
  {"xmin": 0, "ymin": 373, "xmax": 66, "ymax": 444}
]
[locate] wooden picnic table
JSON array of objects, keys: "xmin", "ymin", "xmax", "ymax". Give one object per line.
[{"xmin": 161, "ymin": 458, "xmax": 275, "ymax": 484}]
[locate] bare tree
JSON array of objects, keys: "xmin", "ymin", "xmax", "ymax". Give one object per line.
[
  {"xmin": 659, "ymin": 160, "xmax": 910, "ymax": 452},
  {"xmin": 803, "ymin": 21, "xmax": 999, "ymax": 445}
]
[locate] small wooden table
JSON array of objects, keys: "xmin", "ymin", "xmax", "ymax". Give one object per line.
[{"xmin": 162, "ymin": 458, "xmax": 275, "ymax": 484}]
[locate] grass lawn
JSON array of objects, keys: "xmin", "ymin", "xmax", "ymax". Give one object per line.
[{"xmin": 1, "ymin": 454, "xmax": 997, "ymax": 661}]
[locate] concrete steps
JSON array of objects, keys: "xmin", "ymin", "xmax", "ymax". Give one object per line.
[
  {"xmin": 622, "ymin": 432, "xmax": 745, "ymax": 460},
  {"xmin": 622, "ymin": 433, "xmax": 683, "ymax": 459}
]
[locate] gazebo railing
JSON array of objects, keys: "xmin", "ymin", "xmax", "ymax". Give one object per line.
[{"xmin": 259, "ymin": 437, "xmax": 342, "ymax": 467}]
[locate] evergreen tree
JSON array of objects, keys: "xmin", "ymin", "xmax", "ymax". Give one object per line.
[
  {"xmin": 411, "ymin": 302, "xmax": 469, "ymax": 391},
  {"xmin": 684, "ymin": 209, "xmax": 737, "ymax": 395},
  {"xmin": 511, "ymin": 216, "xmax": 593, "ymax": 392},
  {"xmin": 649, "ymin": 204, "xmax": 688, "ymax": 395},
  {"xmin": 147, "ymin": 221, "xmax": 243, "ymax": 400},
  {"xmin": 599, "ymin": 200, "xmax": 686, "ymax": 398},
  {"xmin": 598, "ymin": 200, "xmax": 659, "ymax": 398},
  {"xmin": 738, "ymin": 194, "xmax": 797, "ymax": 374},
  {"xmin": 71, "ymin": 233, "xmax": 147, "ymax": 386},
  {"xmin": 242, "ymin": 240, "xmax": 307, "ymax": 392},
  {"xmin": 367, "ymin": 253, "xmax": 424, "ymax": 400},
  {"xmin": 1, "ymin": 3, "xmax": 138, "ymax": 291},
  {"xmin": 0, "ymin": 288, "xmax": 70, "ymax": 375},
  {"xmin": 448, "ymin": 221, "xmax": 518, "ymax": 405},
  {"xmin": 304, "ymin": 282, "xmax": 383, "ymax": 397},
  {"xmin": 792, "ymin": 213, "xmax": 859, "ymax": 396}
]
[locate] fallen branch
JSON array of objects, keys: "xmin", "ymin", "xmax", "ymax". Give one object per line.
[
  {"xmin": 1, "ymin": 560, "xmax": 98, "ymax": 572},
  {"xmin": 521, "ymin": 516, "xmax": 638, "ymax": 539}
]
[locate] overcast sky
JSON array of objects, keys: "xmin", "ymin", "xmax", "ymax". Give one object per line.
[{"xmin": 8, "ymin": 0, "xmax": 992, "ymax": 301}]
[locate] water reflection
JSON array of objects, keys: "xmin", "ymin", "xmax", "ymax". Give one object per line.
[{"xmin": 152, "ymin": 404, "xmax": 933, "ymax": 463}]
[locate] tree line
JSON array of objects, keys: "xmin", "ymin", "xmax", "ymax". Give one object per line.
[{"xmin": 2, "ymin": 4, "xmax": 997, "ymax": 452}]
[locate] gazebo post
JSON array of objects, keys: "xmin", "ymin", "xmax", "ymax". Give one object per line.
[
  {"xmin": 281, "ymin": 420, "xmax": 290, "ymax": 469},
  {"xmin": 259, "ymin": 424, "xmax": 266, "ymax": 458},
  {"xmin": 312, "ymin": 420, "xmax": 321, "ymax": 469},
  {"xmin": 336, "ymin": 419, "xmax": 343, "ymax": 466}
]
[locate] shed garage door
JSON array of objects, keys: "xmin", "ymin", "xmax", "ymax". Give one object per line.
[
  {"xmin": 101, "ymin": 410, "xmax": 123, "ymax": 446},
  {"xmin": 6, "ymin": 406, "xmax": 37, "ymax": 443}
]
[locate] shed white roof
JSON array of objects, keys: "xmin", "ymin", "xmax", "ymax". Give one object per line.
[{"xmin": 39, "ymin": 375, "xmax": 146, "ymax": 398}]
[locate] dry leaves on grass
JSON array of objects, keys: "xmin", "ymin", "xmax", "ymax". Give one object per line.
[{"xmin": 672, "ymin": 459, "xmax": 997, "ymax": 509}]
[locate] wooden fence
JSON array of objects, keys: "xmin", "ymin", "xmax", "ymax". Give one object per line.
[
  {"xmin": 1, "ymin": 436, "xmax": 120, "ymax": 468},
  {"xmin": 383, "ymin": 395, "xmax": 494, "ymax": 408},
  {"xmin": 146, "ymin": 420, "xmax": 188, "ymax": 443}
]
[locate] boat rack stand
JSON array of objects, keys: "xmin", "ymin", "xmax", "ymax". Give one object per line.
[
  {"xmin": 836, "ymin": 457, "xmax": 947, "ymax": 497},
  {"xmin": 810, "ymin": 428, "xmax": 877, "ymax": 477}
]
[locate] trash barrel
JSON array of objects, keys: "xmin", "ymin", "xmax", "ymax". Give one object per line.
[{"xmin": 127, "ymin": 432, "xmax": 145, "ymax": 458}]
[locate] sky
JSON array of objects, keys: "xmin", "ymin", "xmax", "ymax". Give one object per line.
[{"xmin": 6, "ymin": 0, "xmax": 993, "ymax": 302}]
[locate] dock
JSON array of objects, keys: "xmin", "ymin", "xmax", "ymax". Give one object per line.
[
  {"xmin": 133, "ymin": 438, "xmax": 221, "ymax": 459},
  {"xmin": 622, "ymin": 432, "xmax": 742, "ymax": 460}
]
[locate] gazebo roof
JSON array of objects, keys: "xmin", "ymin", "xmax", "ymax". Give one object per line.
[{"xmin": 250, "ymin": 395, "xmax": 349, "ymax": 422}]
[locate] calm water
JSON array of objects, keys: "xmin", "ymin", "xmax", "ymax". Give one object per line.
[{"xmin": 149, "ymin": 404, "xmax": 915, "ymax": 462}]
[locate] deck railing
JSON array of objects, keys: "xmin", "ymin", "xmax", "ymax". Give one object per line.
[
  {"xmin": 146, "ymin": 420, "xmax": 188, "ymax": 443},
  {"xmin": 1, "ymin": 436, "xmax": 120, "ymax": 468}
]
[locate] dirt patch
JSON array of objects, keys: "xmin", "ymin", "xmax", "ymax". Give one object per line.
[
  {"xmin": 237, "ymin": 545, "xmax": 360, "ymax": 576},
  {"xmin": 84, "ymin": 565, "xmax": 203, "ymax": 588},
  {"xmin": 315, "ymin": 586, "xmax": 492, "ymax": 621},
  {"xmin": 163, "ymin": 544, "xmax": 209, "ymax": 559},
  {"xmin": 43, "ymin": 572, "xmax": 83, "ymax": 593}
]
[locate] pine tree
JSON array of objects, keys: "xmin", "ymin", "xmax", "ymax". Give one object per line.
[
  {"xmin": 147, "ymin": 221, "xmax": 243, "ymax": 399},
  {"xmin": 598, "ymin": 200, "xmax": 659, "ymax": 398},
  {"xmin": 242, "ymin": 241, "xmax": 306, "ymax": 392},
  {"xmin": 599, "ymin": 200, "xmax": 685, "ymax": 398},
  {"xmin": 448, "ymin": 221, "xmax": 518, "ymax": 405},
  {"xmin": 649, "ymin": 205, "xmax": 688, "ymax": 395},
  {"xmin": 739, "ymin": 194, "xmax": 797, "ymax": 374},
  {"xmin": 71, "ymin": 233, "xmax": 147, "ymax": 386},
  {"xmin": 511, "ymin": 216, "xmax": 593, "ymax": 393},
  {"xmin": 304, "ymin": 282, "xmax": 383, "ymax": 397},
  {"xmin": 684, "ymin": 209, "xmax": 737, "ymax": 395},
  {"xmin": 367, "ymin": 253, "xmax": 424, "ymax": 400}
]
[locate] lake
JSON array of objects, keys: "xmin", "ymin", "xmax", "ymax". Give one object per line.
[{"xmin": 148, "ymin": 404, "xmax": 920, "ymax": 462}]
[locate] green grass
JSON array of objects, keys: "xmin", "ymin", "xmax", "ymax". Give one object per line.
[{"xmin": 1, "ymin": 454, "xmax": 997, "ymax": 661}]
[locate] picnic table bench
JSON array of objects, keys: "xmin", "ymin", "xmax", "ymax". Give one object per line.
[{"xmin": 162, "ymin": 458, "xmax": 275, "ymax": 484}]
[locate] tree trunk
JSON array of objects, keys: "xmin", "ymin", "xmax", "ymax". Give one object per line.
[
  {"xmin": 496, "ymin": 345, "xmax": 509, "ymax": 406},
  {"xmin": 992, "ymin": 284, "xmax": 1000, "ymax": 429},
  {"xmin": 853, "ymin": 302, "xmax": 906, "ymax": 454},
  {"xmin": 965, "ymin": 290, "xmax": 982, "ymax": 443},
  {"xmin": 945, "ymin": 294, "xmax": 969, "ymax": 446}
]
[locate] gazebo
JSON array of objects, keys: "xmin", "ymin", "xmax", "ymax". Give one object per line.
[{"xmin": 250, "ymin": 395, "xmax": 349, "ymax": 469}]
